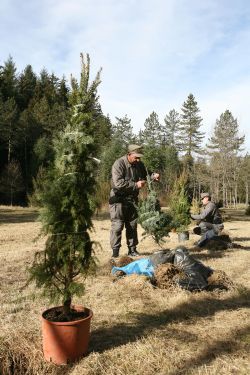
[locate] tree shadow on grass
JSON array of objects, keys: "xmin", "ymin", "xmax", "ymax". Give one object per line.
[
  {"xmin": 191, "ymin": 245, "xmax": 250, "ymax": 262},
  {"xmin": 169, "ymin": 324, "xmax": 250, "ymax": 375},
  {"xmin": 190, "ymin": 250, "xmax": 227, "ymax": 261},
  {"xmin": 0, "ymin": 211, "xmax": 39, "ymax": 224},
  {"xmin": 232, "ymin": 237, "xmax": 250, "ymax": 242},
  {"xmin": 89, "ymin": 288, "xmax": 250, "ymax": 354},
  {"xmin": 190, "ymin": 248, "xmax": 250, "ymax": 263}
]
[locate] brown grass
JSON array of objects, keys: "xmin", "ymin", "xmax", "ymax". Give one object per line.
[{"xmin": 0, "ymin": 205, "xmax": 249, "ymax": 374}]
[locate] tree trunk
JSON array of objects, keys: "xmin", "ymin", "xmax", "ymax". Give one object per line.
[
  {"xmin": 24, "ymin": 137, "xmax": 28, "ymax": 196},
  {"xmin": 63, "ymin": 297, "xmax": 72, "ymax": 318},
  {"xmin": 246, "ymin": 181, "xmax": 249, "ymax": 206}
]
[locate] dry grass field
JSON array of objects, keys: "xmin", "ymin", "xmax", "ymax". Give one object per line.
[{"xmin": 0, "ymin": 206, "xmax": 249, "ymax": 375}]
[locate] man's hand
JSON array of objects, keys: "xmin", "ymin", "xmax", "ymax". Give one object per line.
[
  {"xmin": 136, "ymin": 180, "xmax": 146, "ymax": 189},
  {"xmin": 152, "ymin": 173, "xmax": 160, "ymax": 181}
]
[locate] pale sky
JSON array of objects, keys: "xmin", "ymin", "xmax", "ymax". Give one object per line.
[{"xmin": 1, "ymin": 0, "xmax": 250, "ymax": 151}]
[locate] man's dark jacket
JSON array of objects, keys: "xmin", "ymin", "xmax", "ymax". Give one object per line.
[
  {"xmin": 109, "ymin": 155, "xmax": 148, "ymax": 204},
  {"xmin": 191, "ymin": 201, "xmax": 222, "ymax": 224}
]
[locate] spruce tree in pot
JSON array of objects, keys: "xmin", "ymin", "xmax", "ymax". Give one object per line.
[
  {"xmin": 169, "ymin": 173, "xmax": 191, "ymax": 242},
  {"xmin": 29, "ymin": 54, "xmax": 101, "ymax": 364},
  {"xmin": 137, "ymin": 175, "xmax": 173, "ymax": 245}
]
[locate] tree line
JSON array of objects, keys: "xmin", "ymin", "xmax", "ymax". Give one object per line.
[{"xmin": 0, "ymin": 55, "xmax": 249, "ymax": 207}]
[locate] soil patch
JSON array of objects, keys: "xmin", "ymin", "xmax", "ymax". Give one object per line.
[
  {"xmin": 43, "ymin": 306, "xmax": 89, "ymax": 322},
  {"xmin": 207, "ymin": 270, "xmax": 235, "ymax": 291},
  {"xmin": 112, "ymin": 255, "xmax": 134, "ymax": 267}
]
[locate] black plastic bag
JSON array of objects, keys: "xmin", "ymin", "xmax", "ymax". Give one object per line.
[
  {"xmin": 149, "ymin": 249, "xmax": 175, "ymax": 267},
  {"xmin": 173, "ymin": 247, "xmax": 213, "ymax": 291}
]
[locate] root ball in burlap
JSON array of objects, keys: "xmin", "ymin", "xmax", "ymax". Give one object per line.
[
  {"xmin": 207, "ymin": 270, "xmax": 234, "ymax": 290},
  {"xmin": 154, "ymin": 263, "xmax": 183, "ymax": 289}
]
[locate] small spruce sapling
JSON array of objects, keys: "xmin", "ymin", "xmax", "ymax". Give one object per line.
[{"xmin": 137, "ymin": 174, "xmax": 173, "ymax": 245}]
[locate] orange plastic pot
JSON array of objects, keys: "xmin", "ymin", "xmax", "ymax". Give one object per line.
[{"xmin": 42, "ymin": 305, "xmax": 93, "ymax": 365}]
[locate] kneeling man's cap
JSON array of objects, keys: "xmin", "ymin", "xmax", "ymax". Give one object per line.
[
  {"xmin": 127, "ymin": 144, "xmax": 143, "ymax": 157},
  {"xmin": 201, "ymin": 192, "xmax": 210, "ymax": 199}
]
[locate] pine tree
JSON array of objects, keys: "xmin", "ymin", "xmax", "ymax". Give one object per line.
[
  {"xmin": 239, "ymin": 153, "xmax": 250, "ymax": 205},
  {"xmin": 179, "ymin": 94, "xmax": 204, "ymax": 161},
  {"xmin": 162, "ymin": 145, "xmax": 181, "ymax": 194},
  {"xmin": 0, "ymin": 97, "xmax": 19, "ymax": 163},
  {"xmin": 0, "ymin": 56, "xmax": 18, "ymax": 101},
  {"xmin": 140, "ymin": 111, "xmax": 163, "ymax": 146},
  {"xmin": 57, "ymin": 77, "xmax": 69, "ymax": 107},
  {"xmin": 112, "ymin": 115, "xmax": 135, "ymax": 144},
  {"xmin": 207, "ymin": 110, "xmax": 245, "ymax": 206},
  {"xmin": 99, "ymin": 138, "xmax": 126, "ymax": 182},
  {"xmin": 142, "ymin": 145, "xmax": 165, "ymax": 172},
  {"xmin": 17, "ymin": 65, "xmax": 37, "ymax": 110},
  {"xmin": 92, "ymin": 106, "xmax": 112, "ymax": 157},
  {"xmin": 17, "ymin": 108, "xmax": 42, "ymax": 195},
  {"xmin": 207, "ymin": 110, "xmax": 245, "ymax": 154},
  {"xmin": 163, "ymin": 109, "xmax": 181, "ymax": 150},
  {"xmin": 0, "ymin": 160, "xmax": 24, "ymax": 205},
  {"xmin": 29, "ymin": 54, "xmax": 101, "ymax": 318},
  {"xmin": 0, "ymin": 57, "xmax": 74, "ymax": 205}
]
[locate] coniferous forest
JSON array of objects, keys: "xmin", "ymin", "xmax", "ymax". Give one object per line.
[{"xmin": 0, "ymin": 55, "xmax": 249, "ymax": 207}]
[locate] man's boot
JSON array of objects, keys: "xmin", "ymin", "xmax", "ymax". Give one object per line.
[
  {"xmin": 128, "ymin": 247, "xmax": 139, "ymax": 257},
  {"xmin": 112, "ymin": 248, "xmax": 120, "ymax": 258}
]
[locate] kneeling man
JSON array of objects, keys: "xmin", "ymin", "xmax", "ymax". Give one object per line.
[{"xmin": 191, "ymin": 192, "xmax": 224, "ymax": 247}]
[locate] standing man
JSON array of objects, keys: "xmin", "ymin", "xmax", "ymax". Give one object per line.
[
  {"xmin": 109, "ymin": 144, "xmax": 160, "ymax": 258},
  {"xmin": 191, "ymin": 192, "xmax": 224, "ymax": 247}
]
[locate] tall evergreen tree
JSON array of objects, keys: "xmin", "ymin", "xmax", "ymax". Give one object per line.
[
  {"xmin": 29, "ymin": 53, "xmax": 101, "ymax": 317},
  {"xmin": 57, "ymin": 76, "xmax": 69, "ymax": 107},
  {"xmin": 0, "ymin": 97, "xmax": 19, "ymax": 163},
  {"xmin": 207, "ymin": 110, "xmax": 245, "ymax": 155},
  {"xmin": 141, "ymin": 111, "xmax": 163, "ymax": 145},
  {"xmin": 0, "ymin": 57, "xmax": 74, "ymax": 204},
  {"xmin": 33, "ymin": 69, "xmax": 56, "ymax": 104},
  {"xmin": 17, "ymin": 65, "xmax": 37, "ymax": 110},
  {"xmin": 207, "ymin": 110, "xmax": 245, "ymax": 205},
  {"xmin": 112, "ymin": 114, "xmax": 135, "ymax": 144},
  {"xmin": 91, "ymin": 104, "xmax": 112, "ymax": 157},
  {"xmin": 179, "ymin": 94, "xmax": 204, "ymax": 159},
  {"xmin": 0, "ymin": 56, "xmax": 18, "ymax": 101},
  {"xmin": 98, "ymin": 115, "xmax": 132, "ymax": 183},
  {"xmin": 238, "ymin": 153, "xmax": 250, "ymax": 205},
  {"xmin": 163, "ymin": 109, "xmax": 181, "ymax": 150},
  {"xmin": 0, "ymin": 159, "xmax": 24, "ymax": 205},
  {"xmin": 162, "ymin": 145, "xmax": 181, "ymax": 194},
  {"xmin": 17, "ymin": 108, "xmax": 42, "ymax": 194}
]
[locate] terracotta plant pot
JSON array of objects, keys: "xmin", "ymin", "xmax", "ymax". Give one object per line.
[
  {"xmin": 178, "ymin": 231, "xmax": 189, "ymax": 242},
  {"xmin": 42, "ymin": 305, "xmax": 93, "ymax": 365}
]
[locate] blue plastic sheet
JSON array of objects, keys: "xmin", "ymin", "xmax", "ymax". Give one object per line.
[{"xmin": 112, "ymin": 258, "xmax": 154, "ymax": 278}]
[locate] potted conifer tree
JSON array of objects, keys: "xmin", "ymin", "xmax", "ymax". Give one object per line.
[
  {"xmin": 29, "ymin": 54, "xmax": 101, "ymax": 365},
  {"xmin": 137, "ymin": 175, "xmax": 173, "ymax": 245},
  {"xmin": 169, "ymin": 173, "xmax": 191, "ymax": 241}
]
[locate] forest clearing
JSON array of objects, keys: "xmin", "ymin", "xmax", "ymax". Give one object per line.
[
  {"xmin": 2, "ymin": 3, "xmax": 250, "ymax": 375},
  {"xmin": 0, "ymin": 206, "xmax": 249, "ymax": 375}
]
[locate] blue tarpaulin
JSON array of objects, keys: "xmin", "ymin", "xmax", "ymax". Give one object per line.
[{"xmin": 111, "ymin": 258, "xmax": 154, "ymax": 278}]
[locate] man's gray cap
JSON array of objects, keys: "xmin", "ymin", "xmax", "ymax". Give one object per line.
[
  {"xmin": 127, "ymin": 144, "xmax": 143, "ymax": 157},
  {"xmin": 200, "ymin": 192, "xmax": 211, "ymax": 199}
]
